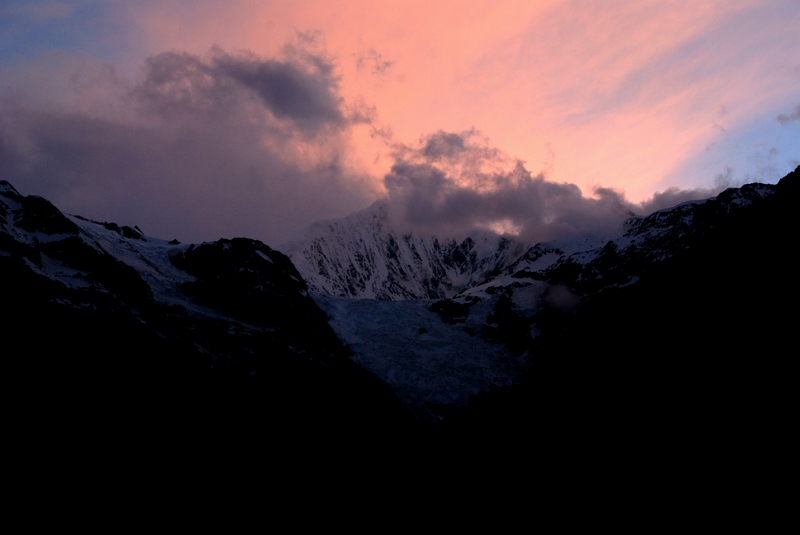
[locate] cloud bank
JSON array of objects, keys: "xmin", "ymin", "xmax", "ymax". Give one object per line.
[{"xmin": 383, "ymin": 130, "xmax": 723, "ymax": 244}]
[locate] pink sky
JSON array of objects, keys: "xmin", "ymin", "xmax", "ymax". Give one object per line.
[
  {"xmin": 128, "ymin": 0, "xmax": 800, "ymax": 199},
  {"xmin": 1, "ymin": 1, "xmax": 798, "ymax": 245}
]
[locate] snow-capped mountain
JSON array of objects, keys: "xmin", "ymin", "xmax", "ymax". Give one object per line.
[
  {"xmin": 445, "ymin": 180, "xmax": 785, "ymax": 312},
  {"xmin": 420, "ymin": 175, "xmax": 794, "ymax": 362},
  {"xmin": 2, "ymin": 164, "xmax": 797, "ymax": 448},
  {"xmin": 432, "ymin": 167, "xmax": 798, "ymax": 448},
  {"xmin": 288, "ymin": 173, "xmax": 792, "ymax": 312},
  {"xmin": 283, "ymin": 199, "xmax": 528, "ymax": 300},
  {"xmin": 282, "ymin": 167, "xmax": 798, "ymax": 426}
]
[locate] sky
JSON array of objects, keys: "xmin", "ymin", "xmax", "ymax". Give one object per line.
[{"xmin": 1, "ymin": 0, "xmax": 798, "ymax": 247}]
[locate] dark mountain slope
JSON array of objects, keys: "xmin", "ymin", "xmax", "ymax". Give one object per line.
[
  {"xmin": 1, "ymin": 181, "xmax": 420, "ymax": 457},
  {"xmin": 436, "ymin": 167, "xmax": 798, "ymax": 469}
]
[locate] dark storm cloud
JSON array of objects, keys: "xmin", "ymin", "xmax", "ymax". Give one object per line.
[
  {"xmin": 422, "ymin": 131, "xmax": 467, "ymax": 160},
  {"xmin": 214, "ymin": 50, "xmax": 345, "ymax": 133},
  {"xmin": 0, "ymin": 42, "xmax": 374, "ymax": 246},
  {"xmin": 777, "ymin": 103, "xmax": 800, "ymax": 125},
  {"xmin": 132, "ymin": 46, "xmax": 346, "ymax": 136},
  {"xmin": 384, "ymin": 130, "xmax": 635, "ymax": 243},
  {"xmin": 384, "ymin": 130, "xmax": 728, "ymax": 243}
]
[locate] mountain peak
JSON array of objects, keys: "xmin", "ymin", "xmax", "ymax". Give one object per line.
[
  {"xmin": 0, "ymin": 180, "xmax": 21, "ymax": 197},
  {"xmin": 284, "ymin": 198, "xmax": 528, "ymax": 300}
]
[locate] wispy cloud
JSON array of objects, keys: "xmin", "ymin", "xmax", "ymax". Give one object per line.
[
  {"xmin": 777, "ymin": 104, "xmax": 800, "ymax": 125},
  {"xmin": 354, "ymin": 48, "xmax": 394, "ymax": 76}
]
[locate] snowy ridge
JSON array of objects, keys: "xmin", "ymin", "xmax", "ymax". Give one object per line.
[
  {"xmin": 1, "ymin": 179, "xmax": 193, "ymax": 308},
  {"xmin": 283, "ymin": 199, "xmax": 528, "ymax": 300},
  {"xmin": 419, "ymin": 178, "xmax": 788, "ymax": 342},
  {"xmin": 67, "ymin": 215, "xmax": 198, "ymax": 307},
  {"xmin": 1, "ymin": 179, "xmax": 317, "ymax": 326},
  {"xmin": 284, "ymin": 184, "xmax": 783, "ymax": 305}
]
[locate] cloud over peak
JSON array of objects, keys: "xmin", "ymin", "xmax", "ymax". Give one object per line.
[
  {"xmin": 383, "ymin": 129, "xmax": 727, "ymax": 244},
  {"xmin": 384, "ymin": 130, "xmax": 627, "ymax": 242}
]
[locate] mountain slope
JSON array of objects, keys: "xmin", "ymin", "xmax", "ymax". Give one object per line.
[
  {"xmin": 3, "ymin": 164, "xmax": 797, "ymax": 458},
  {"xmin": 1, "ymin": 180, "xmax": 419, "ymax": 447},
  {"xmin": 437, "ymin": 166, "xmax": 799, "ymax": 456},
  {"xmin": 421, "ymin": 175, "xmax": 794, "ymax": 352}
]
